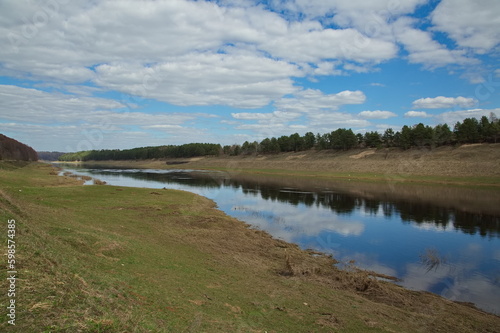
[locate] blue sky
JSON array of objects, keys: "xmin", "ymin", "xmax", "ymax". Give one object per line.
[{"xmin": 0, "ymin": 0, "xmax": 499, "ymax": 152}]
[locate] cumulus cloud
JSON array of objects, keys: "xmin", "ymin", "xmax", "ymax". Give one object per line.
[
  {"xmin": 271, "ymin": 0, "xmax": 427, "ymax": 26},
  {"xmin": 308, "ymin": 112, "xmax": 371, "ymax": 130},
  {"xmin": 412, "ymin": 96, "xmax": 477, "ymax": 109},
  {"xmin": 0, "ymin": 85, "xmax": 217, "ymax": 150},
  {"xmin": 0, "ymin": 0, "xmax": 399, "ymax": 96},
  {"xmin": 259, "ymin": 25, "xmax": 398, "ymax": 64},
  {"xmin": 229, "ymin": 89, "xmax": 370, "ymax": 138},
  {"xmin": 275, "ymin": 89, "xmax": 366, "ymax": 113},
  {"xmin": 231, "ymin": 112, "xmax": 274, "ymax": 120},
  {"xmin": 0, "ymin": 121, "xmax": 187, "ymax": 152},
  {"xmin": 431, "ymin": 0, "xmax": 500, "ymax": 54},
  {"xmin": 435, "ymin": 108, "xmax": 500, "ymax": 125},
  {"xmin": 0, "ymin": 85, "xmax": 209, "ymax": 126},
  {"xmin": 358, "ymin": 110, "xmax": 397, "ymax": 119},
  {"xmin": 231, "ymin": 111, "xmax": 301, "ymax": 121},
  {"xmin": 94, "ymin": 53, "xmax": 301, "ymax": 108},
  {"xmin": 393, "ymin": 17, "xmax": 474, "ymax": 68},
  {"xmin": 1, "ymin": 0, "xmax": 498, "ymax": 150},
  {"xmin": 404, "ymin": 111, "xmax": 431, "ymax": 118},
  {"xmin": 0, "ymin": 85, "xmax": 126, "ymax": 123}
]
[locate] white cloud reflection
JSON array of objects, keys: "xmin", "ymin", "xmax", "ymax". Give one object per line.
[{"xmin": 228, "ymin": 195, "xmax": 365, "ymax": 243}]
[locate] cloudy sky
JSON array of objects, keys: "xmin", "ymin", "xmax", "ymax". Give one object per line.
[{"xmin": 1, "ymin": 0, "xmax": 499, "ymax": 152}]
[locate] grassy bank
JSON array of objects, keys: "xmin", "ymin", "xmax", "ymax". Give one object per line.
[
  {"xmin": 70, "ymin": 144, "xmax": 500, "ymax": 187},
  {"xmin": 1, "ymin": 162, "xmax": 499, "ymax": 332}
]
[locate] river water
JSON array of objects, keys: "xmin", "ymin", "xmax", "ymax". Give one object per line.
[{"xmin": 60, "ymin": 165, "xmax": 500, "ymax": 314}]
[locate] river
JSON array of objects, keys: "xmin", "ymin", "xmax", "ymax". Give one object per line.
[{"xmin": 59, "ymin": 165, "xmax": 500, "ymax": 315}]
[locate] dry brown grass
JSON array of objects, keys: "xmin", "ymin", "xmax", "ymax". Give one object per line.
[
  {"xmin": 92, "ymin": 178, "xmax": 107, "ymax": 185},
  {"xmin": 185, "ymin": 144, "xmax": 500, "ymax": 178},
  {"xmin": 78, "ymin": 144, "xmax": 500, "ymax": 184}
]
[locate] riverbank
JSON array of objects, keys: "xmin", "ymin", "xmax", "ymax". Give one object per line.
[
  {"xmin": 69, "ymin": 143, "xmax": 500, "ymax": 187},
  {"xmin": 1, "ymin": 161, "xmax": 499, "ymax": 332}
]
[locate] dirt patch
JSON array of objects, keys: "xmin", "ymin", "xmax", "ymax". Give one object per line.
[
  {"xmin": 224, "ymin": 303, "xmax": 242, "ymax": 314},
  {"xmin": 458, "ymin": 143, "xmax": 483, "ymax": 148},
  {"xmin": 349, "ymin": 150, "xmax": 376, "ymax": 159},
  {"xmin": 285, "ymin": 154, "xmax": 307, "ymax": 160},
  {"xmin": 316, "ymin": 314, "xmax": 343, "ymax": 329}
]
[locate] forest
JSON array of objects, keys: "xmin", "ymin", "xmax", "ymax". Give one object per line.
[
  {"xmin": 58, "ymin": 143, "xmax": 222, "ymax": 161},
  {"xmin": 59, "ymin": 115, "xmax": 500, "ymax": 161},
  {"xmin": 37, "ymin": 151, "xmax": 66, "ymax": 161},
  {"xmin": 0, "ymin": 134, "xmax": 38, "ymax": 161}
]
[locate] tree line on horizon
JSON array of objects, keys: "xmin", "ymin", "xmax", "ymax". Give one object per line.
[
  {"xmin": 58, "ymin": 143, "xmax": 222, "ymax": 161},
  {"xmin": 224, "ymin": 114, "xmax": 500, "ymax": 155},
  {"xmin": 59, "ymin": 114, "xmax": 500, "ymax": 161}
]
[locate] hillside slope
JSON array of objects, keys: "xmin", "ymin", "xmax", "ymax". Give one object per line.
[
  {"xmin": 0, "ymin": 134, "xmax": 38, "ymax": 161},
  {"xmin": 188, "ymin": 144, "xmax": 500, "ymax": 178},
  {"xmin": 76, "ymin": 144, "xmax": 500, "ymax": 181}
]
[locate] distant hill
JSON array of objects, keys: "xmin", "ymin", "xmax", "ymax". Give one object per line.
[
  {"xmin": 37, "ymin": 151, "xmax": 65, "ymax": 161},
  {"xmin": 0, "ymin": 134, "xmax": 38, "ymax": 161}
]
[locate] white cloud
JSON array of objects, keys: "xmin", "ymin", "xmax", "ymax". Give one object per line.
[
  {"xmin": 231, "ymin": 112, "xmax": 273, "ymax": 120},
  {"xmin": 276, "ymin": 89, "xmax": 366, "ymax": 113},
  {"xmin": 0, "ymin": 85, "xmax": 125, "ymax": 123},
  {"xmin": 393, "ymin": 18, "xmax": 474, "ymax": 68},
  {"xmin": 94, "ymin": 53, "xmax": 301, "ymax": 109},
  {"xmin": 343, "ymin": 63, "xmax": 377, "ymax": 73},
  {"xmin": 225, "ymin": 89, "xmax": 371, "ymax": 136},
  {"xmin": 0, "ymin": 85, "xmax": 206, "ymax": 126},
  {"xmin": 279, "ymin": 1, "xmax": 483, "ymax": 69},
  {"xmin": 1, "ymin": 0, "xmax": 498, "ymax": 151},
  {"xmin": 270, "ymin": 0, "xmax": 480, "ymax": 72},
  {"xmin": 232, "ymin": 110, "xmax": 304, "ymax": 139},
  {"xmin": 259, "ymin": 25, "xmax": 398, "ymax": 64},
  {"xmin": 358, "ymin": 110, "xmax": 397, "ymax": 119},
  {"xmin": 231, "ymin": 111, "xmax": 301, "ymax": 121},
  {"xmin": 0, "ymin": 0, "xmax": 399, "ymax": 100},
  {"xmin": 271, "ymin": 0, "xmax": 427, "ymax": 25},
  {"xmin": 431, "ymin": 0, "xmax": 500, "ymax": 54},
  {"xmin": 0, "ymin": 0, "xmax": 299, "ymax": 108},
  {"xmin": 404, "ymin": 111, "xmax": 431, "ymax": 118},
  {"xmin": 412, "ymin": 96, "xmax": 477, "ymax": 109},
  {"xmin": 435, "ymin": 108, "xmax": 500, "ymax": 125},
  {"xmin": 229, "ymin": 89, "xmax": 371, "ymax": 138},
  {"xmin": 307, "ymin": 61, "xmax": 343, "ymax": 76},
  {"xmin": 308, "ymin": 112, "xmax": 371, "ymax": 129},
  {"xmin": 0, "ymin": 122, "xmax": 182, "ymax": 152},
  {"xmin": 0, "ymin": 85, "xmax": 218, "ymax": 151}
]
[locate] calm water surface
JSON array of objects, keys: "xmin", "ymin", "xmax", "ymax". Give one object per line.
[{"xmin": 60, "ymin": 165, "xmax": 500, "ymax": 314}]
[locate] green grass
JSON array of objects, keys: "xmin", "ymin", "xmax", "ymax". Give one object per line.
[{"xmin": 1, "ymin": 162, "xmax": 499, "ymax": 332}]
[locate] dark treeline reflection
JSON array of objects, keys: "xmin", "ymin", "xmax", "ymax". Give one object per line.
[{"xmin": 88, "ymin": 169, "xmax": 500, "ymax": 238}]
